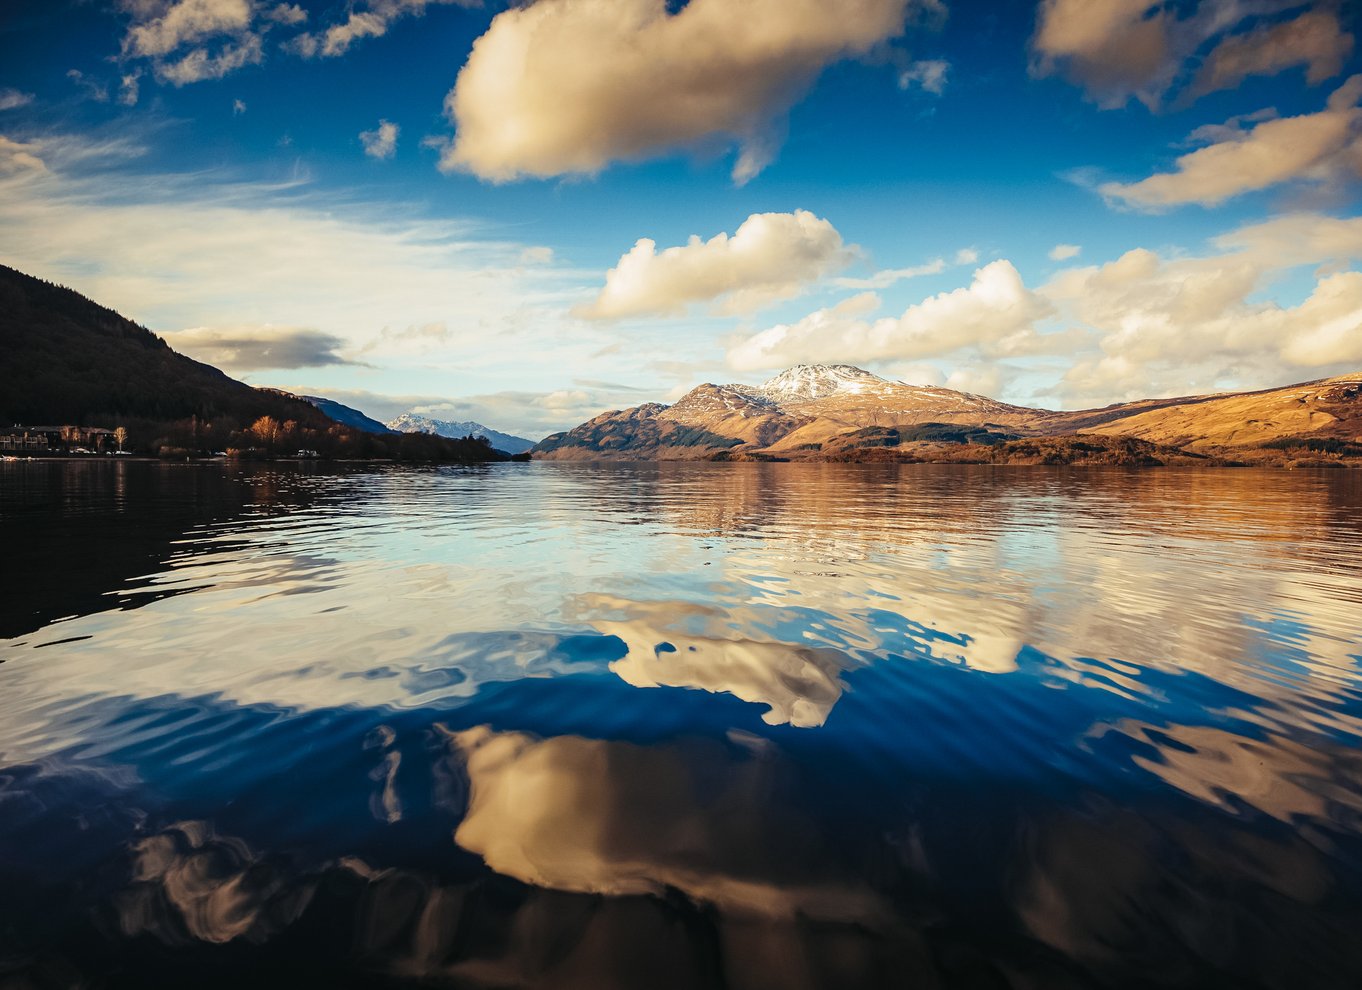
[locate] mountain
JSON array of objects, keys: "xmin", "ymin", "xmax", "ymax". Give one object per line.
[
  {"xmin": 534, "ymin": 364, "xmax": 1362, "ymax": 464},
  {"xmin": 0, "ymin": 264, "xmax": 331, "ymax": 431},
  {"xmin": 0, "ymin": 264, "xmax": 506, "ymax": 463},
  {"xmin": 300, "ymin": 395, "xmax": 396, "ymax": 435},
  {"xmin": 387, "ymin": 413, "xmax": 535, "ymax": 454}
]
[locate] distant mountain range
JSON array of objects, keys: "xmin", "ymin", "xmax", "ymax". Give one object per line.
[
  {"xmin": 300, "ymin": 395, "xmax": 396, "ymax": 435},
  {"xmin": 534, "ymin": 364, "xmax": 1362, "ymax": 465},
  {"xmin": 277, "ymin": 396, "xmax": 534, "ymax": 455},
  {"xmin": 385, "ymin": 413, "xmax": 535, "ymax": 455}
]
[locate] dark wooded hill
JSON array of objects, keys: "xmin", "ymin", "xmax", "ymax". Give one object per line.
[{"xmin": 0, "ymin": 264, "xmax": 503, "ymax": 462}]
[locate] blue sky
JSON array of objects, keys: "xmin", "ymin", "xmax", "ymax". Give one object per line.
[{"xmin": 2, "ymin": 0, "xmax": 1361, "ymax": 437}]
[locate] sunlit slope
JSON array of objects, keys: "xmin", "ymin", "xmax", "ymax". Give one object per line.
[
  {"xmin": 533, "ymin": 364, "xmax": 1362, "ymax": 460},
  {"xmin": 1080, "ymin": 374, "xmax": 1362, "ymax": 451}
]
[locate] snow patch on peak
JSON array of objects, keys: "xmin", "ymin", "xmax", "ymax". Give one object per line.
[{"xmin": 759, "ymin": 364, "xmax": 888, "ymax": 400}]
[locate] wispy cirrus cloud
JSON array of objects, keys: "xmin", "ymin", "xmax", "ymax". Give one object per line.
[
  {"xmin": 287, "ymin": 0, "xmax": 476, "ymax": 59},
  {"xmin": 0, "ymin": 128, "xmax": 586, "ymax": 394},
  {"xmin": 0, "ymin": 89, "xmax": 35, "ymax": 111}
]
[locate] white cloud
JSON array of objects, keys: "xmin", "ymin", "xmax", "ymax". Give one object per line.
[
  {"xmin": 117, "ymin": 0, "xmax": 307, "ymax": 87},
  {"xmin": 360, "ymin": 120, "xmax": 399, "ymax": 160},
  {"xmin": 833, "ymin": 246, "xmax": 979, "ymax": 290},
  {"xmin": 1100, "ymin": 76, "xmax": 1362, "ymax": 209},
  {"xmin": 1189, "ymin": 9, "xmax": 1353, "ymax": 100},
  {"xmin": 0, "ymin": 129, "xmax": 591, "ymax": 429},
  {"xmin": 1031, "ymin": 0, "xmax": 1316, "ymax": 109},
  {"xmin": 439, "ymin": 0, "xmax": 921, "ymax": 183},
  {"xmin": 729, "ymin": 212, "xmax": 1362, "ymax": 404},
  {"xmin": 291, "ymin": 0, "xmax": 473, "ymax": 59},
  {"xmin": 155, "ymin": 34, "xmax": 264, "ymax": 85},
  {"xmin": 0, "ymin": 89, "xmax": 35, "ymax": 111},
  {"xmin": 266, "ymin": 2, "xmax": 306, "ymax": 25},
  {"xmin": 1278, "ymin": 271, "xmax": 1362, "ymax": 367},
  {"xmin": 834, "ymin": 258, "xmax": 945, "ymax": 290},
  {"xmin": 728, "ymin": 260, "xmax": 1058, "ymax": 371},
  {"xmin": 118, "ymin": 72, "xmax": 142, "ymax": 106},
  {"xmin": 899, "ymin": 58, "xmax": 949, "ymax": 94},
  {"xmin": 1049, "ymin": 243, "xmax": 1081, "ymax": 261},
  {"xmin": 1046, "ymin": 214, "xmax": 1362, "ymax": 401},
  {"xmin": 232, "ymin": 98, "xmax": 246, "ymax": 115},
  {"xmin": 578, "ymin": 210, "xmax": 854, "ymax": 319},
  {"xmin": 122, "ymin": 0, "xmax": 253, "ymax": 58}
]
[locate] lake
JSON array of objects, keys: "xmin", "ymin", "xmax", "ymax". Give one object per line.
[{"xmin": 2, "ymin": 460, "xmax": 1361, "ymax": 989}]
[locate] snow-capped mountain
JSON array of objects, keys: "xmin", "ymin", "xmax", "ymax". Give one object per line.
[
  {"xmin": 534, "ymin": 363, "xmax": 1042, "ymax": 460},
  {"xmin": 386, "ymin": 414, "xmax": 535, "ymax": 455},
  {"xmin": 758, "ymin": 364, "xmax": 888, "ymax": 400}
]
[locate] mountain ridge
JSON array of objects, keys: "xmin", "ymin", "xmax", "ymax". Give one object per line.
[
  {"xmin": 534, "ymin": 364, "xmax": 1362, "ymax": 464},
  {"xmin": 386, "ymin": 413, "xmax": 535, "ymax": 455}
]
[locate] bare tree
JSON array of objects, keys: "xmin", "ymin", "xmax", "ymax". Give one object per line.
[{"xmin": 114, "ymin": 426, "xmax": 128, "ymax": 452}]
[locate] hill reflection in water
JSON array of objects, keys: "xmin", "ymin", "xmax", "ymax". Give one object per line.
[{"xmin": 1, "ymin": 460, "xmax": 1361, "ymax": 988}]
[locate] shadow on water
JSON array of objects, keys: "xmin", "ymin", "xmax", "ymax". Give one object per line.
[
  {"xmin": 0, "ymin": 461, "xmax": 323, "ymax": 641},
  {"xmin": 2, "ymin": 462, "xmax": 1362, "ymax": 987}
]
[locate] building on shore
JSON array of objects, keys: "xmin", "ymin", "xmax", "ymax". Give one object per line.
[{"xmin": 0, "ymin": 426, "xmax": 117, "ymax": 452}]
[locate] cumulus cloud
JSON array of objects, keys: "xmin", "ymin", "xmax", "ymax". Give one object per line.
[
  {"xmin": 729, "ymin": 260, "xmax": 1059, "ymax": 371},
  {"xmin": 1049, "ymin": 243, "xmax": 1081, "ymax": 261},
  {"xmin": 1188, "ymin": 9, "xmax": 1353, "ymax": 100},
  {"xmin": 439, "ymin": 0, "xmax": 921, "ymax": 183},
  {"xmin": 728, "ymin": 212, "xmax": 1362, "ymax": 403},
  {"xmin": 899, "ymin": 58, "xmax": 949, "ymax": 94},
  {"xmin": 578, "ymin": 210, "xmax": 854, "ymax": 319},
  {"xmin": 1031, "ymin": 0, "xmax": 1342, "ymax": 109},
  {"xmin": 359, "ymin": 119, "xmax": 399, "ymax": 160},
  {"xmin": 0, "ymin": 89, "xmax": 35, "ymax": 111},
  {"xmin": 1046, "ymin": 214, "xmax": 1362, "ymax": 401},
  {"xmin": 290, "ymin": 0, "xmax": 473, "ymax": 59},
  {"xmin": 168, "ymin": 326, "xmax": 355, "ymax": 370},
  {"xmin": 1100, "ymin": 76, "xmax": 1362, "ymax": 209}
]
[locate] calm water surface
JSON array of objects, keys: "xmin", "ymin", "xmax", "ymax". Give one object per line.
[{"xmin": 2, "ymin": 461, "xmax": 1361, "ymax": 988}]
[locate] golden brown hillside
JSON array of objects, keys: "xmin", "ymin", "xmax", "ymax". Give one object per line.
[
  {"xmin": 533, "ymin": 365, "xmax": 1362, "ymax": 464},
  {"xmin": 1081, "ymin": 374, "xmax": 1362, "ymax": 451}
]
